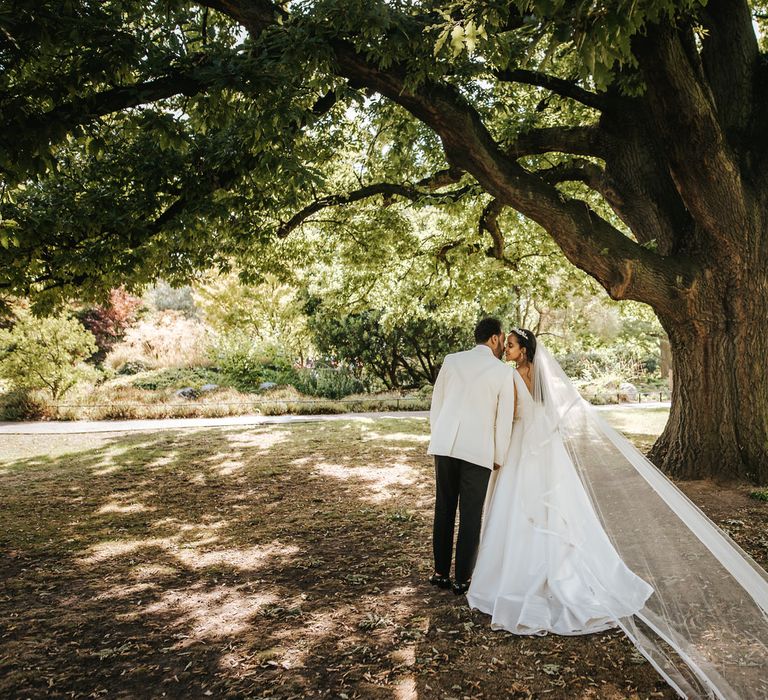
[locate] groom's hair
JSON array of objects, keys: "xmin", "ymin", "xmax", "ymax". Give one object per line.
[{"xmin": 474, "ymin": 317, "xmax": 502, "ymax": 343}]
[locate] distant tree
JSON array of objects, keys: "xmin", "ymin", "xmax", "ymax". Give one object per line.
[
  {"xmin": 145, "ymin": 281, "xmax": 197, "ymax": 316},
  {"xmin": 307, "ymin": 301, "xmax": 472, "ymax": 389},
  {"xmin": 0, "ymin": 312, "xmax": 97, "ymax": 400},
  {"xmin": 194, "ymin": 272, "xmax": 311, "ymax": 362}
]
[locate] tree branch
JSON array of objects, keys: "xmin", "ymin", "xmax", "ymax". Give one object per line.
[
  {"xmin": 3, "ymin": 59, "xmax": 253, "ymax": 166},
  {"xmin": 415, "ymin": 166, "xmax": 464, "ymax": 189},
  {"xmin": 276, "ymin": 181, "xmax": 472, "ymax": 238},
  {"xmin": 494, "ymin": 68, "xmax": 607, "ymax": 111},
  {"xmin": 507, "ymin": 126, "xmax": 608, "ymax": 158},
  {"xmin": 699, "ymin": 0, "xmax": 758, "ymax": 139},
  {"xmin": 197, "ymin": 0, "xmax": 286, "ymax": 33},
  {"xmin": 632, "ymin": 22, "xmax": 748, "ymax": 239},
  {"xmin": 479, "ymin": 199, "xmax": 506, "ymax": 261},
  {"xmin": 536, "ymin": 158, "xmax": 605, "ymax": 189}
]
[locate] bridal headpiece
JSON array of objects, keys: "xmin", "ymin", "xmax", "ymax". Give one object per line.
[{"xmin": 510, "ymin": 326, "xmax": 528, "ymax": 339}]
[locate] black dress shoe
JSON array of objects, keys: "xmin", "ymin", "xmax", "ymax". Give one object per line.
[
  {"xmin": 429, "ymin": 573, "xmax": 452, "ymax": 589},
  {"xmin": 452, "ymin": 580, "xmax": 471, "ymax": 596}
]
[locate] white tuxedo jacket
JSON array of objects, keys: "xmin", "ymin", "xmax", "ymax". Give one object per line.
[{"xmin": 427, "ymin": 344, "xmax": 516, "ymax": 470}]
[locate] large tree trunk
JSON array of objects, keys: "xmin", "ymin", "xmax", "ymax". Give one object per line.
[{"xmin": 651, "ymin": 270, "xmax": 768, "ymax": 482}]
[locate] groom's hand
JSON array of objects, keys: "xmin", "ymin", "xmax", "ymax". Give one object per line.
[{"xmin": 493, "ymin": 463, "xmax": 501, "ymax": 471}]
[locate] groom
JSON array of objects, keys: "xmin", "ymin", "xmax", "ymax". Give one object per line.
[{"xmin": 427, "ymin": 317, "xmax": 516, "ymax": 595}]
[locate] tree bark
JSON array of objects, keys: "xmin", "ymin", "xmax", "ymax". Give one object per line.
[{"xmin": 652, "ymin": 263, "xmax": 768, "ymax": 482}]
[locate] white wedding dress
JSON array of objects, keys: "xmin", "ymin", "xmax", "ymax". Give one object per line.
[{"xmin": 467, "ymin": 365, "xmax": 654, "ymax": 636}]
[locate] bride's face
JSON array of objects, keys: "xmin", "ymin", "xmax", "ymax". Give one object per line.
[{"xmin": 505, "ymin": 334, "xmax": 524, "ymax": 363}]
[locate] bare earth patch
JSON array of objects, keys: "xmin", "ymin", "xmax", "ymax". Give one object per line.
[{"xmin": 1, "ymin": 416, "xmax": 765, "ymax": 699}]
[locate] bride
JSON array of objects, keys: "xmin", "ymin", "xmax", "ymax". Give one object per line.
[{"xmin": 466, "ymin": 327, "xmax": 654, "ymax": 636}]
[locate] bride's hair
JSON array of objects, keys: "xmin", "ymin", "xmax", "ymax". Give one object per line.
[{"xmin": 510, "ymin": 327, "xmax": 537, "ymax": 363}]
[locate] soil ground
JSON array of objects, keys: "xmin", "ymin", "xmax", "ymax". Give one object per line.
[{"xmin": 2, "ymin": 415, "xmax": 766, "ymax": 699}]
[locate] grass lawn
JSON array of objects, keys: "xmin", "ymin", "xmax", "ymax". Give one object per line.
[
  {"xmin": 597, "ymin": 407, "xmax": 671, "ymax": 454},
  {"xmin": 2, "ymin": 412, "xmax": 766, "ymax": 699}
]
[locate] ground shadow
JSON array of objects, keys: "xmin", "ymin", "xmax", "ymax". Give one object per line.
[{"xmin": 0, "ymin": 417, "xmax": 716, "ymax": 698}]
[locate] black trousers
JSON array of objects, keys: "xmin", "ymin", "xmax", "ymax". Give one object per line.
[{"xmin": 432, "ymin": 455, "xmax": 491, "ymax": 583}]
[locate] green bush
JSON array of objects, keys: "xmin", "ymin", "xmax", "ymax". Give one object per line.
[
  {"xmin": 293, "ymin": 366, "xmax": 364, "ymax": 399},
  {"xmin": 209, "ymin": 334, "xmax": 298, "ymax": 391},
  {"xmin": 132, "ymin": 366, "xmax": 223, "ymax": 391},
  {"xmin": 0, "ymin": 388, "xmax": 50, "ymax": 420},
  {"xmin": 118, "ymin": 360, "xmax": 150, "ymax": 375},
  {"xmin": 258, "ymin": 399, "xmax": 349, "ymax": 416}
]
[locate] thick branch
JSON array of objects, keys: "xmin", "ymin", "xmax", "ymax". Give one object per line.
[
  {"xmin": 633, "ymin": 23, "xmax": 748, "ymax": 238},
  {"xmin": 3, "ymin": 60, "xmax": 250, "ymax": 165},
  {"xmin": 479, "ymin": 199, "xmax": 506, "ymax": 261},
  {"xmin": 494, "ymin": 68, "xmax": 607, "ymax": 111},
  {"xmin": 415, "ymin": 166, "xmax": 464, "ymax": 189},
  {"xmin": 197, "ymin": 0, "xmax": 286, "ymax": 33},
  {"xmin": 537, "ymin": 158, "xmax": 605, "ymax": 189},
  {"xmin": 276, "ymin": 181, "xmax": 471, "ymax": 238},
  {"xmin": 507, "ymin": 126, "xmax": 608, "ymax": 158},
  {"xmin": 699, "ymin": 0, "xmax": 758, "ymax": 139}
]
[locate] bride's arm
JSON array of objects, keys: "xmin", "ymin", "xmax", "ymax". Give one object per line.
[{"xmin": 513, "ymin": 380, "xmax": 518, "ymax": 420}]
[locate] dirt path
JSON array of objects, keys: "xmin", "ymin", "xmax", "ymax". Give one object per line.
[{"xmin": 1, "ymin": 416, "xmax": 761, "ymax": 699}]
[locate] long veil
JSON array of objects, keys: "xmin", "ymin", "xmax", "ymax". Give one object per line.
[{"xmin": 531, "ymin": 342, "xmax": 768, "ymax": 699}]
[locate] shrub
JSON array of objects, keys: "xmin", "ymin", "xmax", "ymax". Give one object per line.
[
  {"xmin": 0, "ymin": 311, "xmax": 98, "ymax": 400},
  {"xmin": 208, "ymin": 334, "xmax": 298, "ymax": 391},
  {"xmin": 293, "ymin": 366, "xmax": 364, "ymax": 399},
  {"xmin": 117, "ymin": 360, "xmax": 150, "ymax": 375},
  {"xmin": 0, "ymin": 388, "xmax": 50, "ymax": 420},
  {"xmin": 131, "ymin": 366, "xmax": 223, "ymax": 391}
]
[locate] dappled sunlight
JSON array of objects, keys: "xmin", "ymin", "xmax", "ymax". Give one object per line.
[
  {"xmin": 175, "ymin": 542, "xmax": 300, "ymax": 571},
  {"xmin": 133, "ymin": 563, "xmax": 179, "ymax": 580},
  {"xmin": 136, "ymin": 583, "xmax": 279, "ymax": 643},
  {"xmin": 97, "ymin": 501, "xmax": 151, "ymax": 515},
  {"xmin": 1, "ymin": 416, "xmax": 678, "ymax": 697},
  {"xmin": 312, "ymin": 460, "xmax": 418, "ymax": 503},
  {"xmin": 93, "ymin": 465, "xmax": 121, "ymax": 476},
  {"xmin": 94, "ymin": 581, "xmax": 158, "ymax": 601},
  {"xmin": 78, "ymin": 537, "xmax": 169, "ymax": 564},
  {"xmin": 77, "ymin": 529, "xmax": 300, "ymax": 574},
  {"xmin": 364, "ymin": 431, "xmax": 430, "ymax": 444},
  {"xmin": 224, "ymin": 429, "xmax": 290, "ymax": 451},
  {"xmin": 145, "ymin": 454, "xmax": 175, "ymax": 469},
  {"xmin": 214, "ymin": 457, "xmax": 246, "ymax": 476},
  {"xmin": 392, "ymin": 644, "xmax": 418, "ymax": 700}
]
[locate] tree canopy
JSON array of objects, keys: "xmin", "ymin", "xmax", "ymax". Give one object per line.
[{"xmin": 1, "ymin": 0, "xmax": 746, "ymax": 307}]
